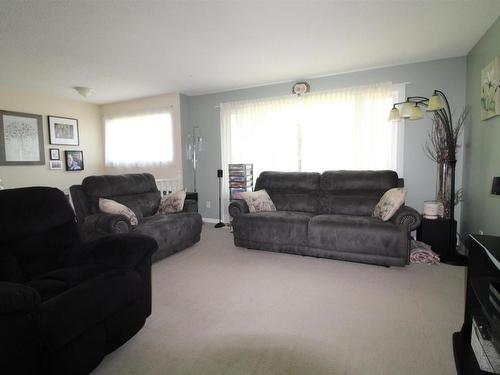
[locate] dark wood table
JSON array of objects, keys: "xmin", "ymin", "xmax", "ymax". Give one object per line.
[{"xmin": 453, "ymin": 234, "xmax": 500, "ymax": 374}]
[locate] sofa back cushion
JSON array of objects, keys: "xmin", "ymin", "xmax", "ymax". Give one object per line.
[
  {"xmin": 319, "ymin": 170, "xmax": 400, "ymax": 216},
  {"xmin": 255, "ymin": 172, "xmax": 320, "ymax": 213},
  {"xmin": 82, "ymin": 173, "xmax": 161, "ymax": 220},
  {"xmin": 0, "ymin": 187, "xmax": 80, "ymax": 281}
]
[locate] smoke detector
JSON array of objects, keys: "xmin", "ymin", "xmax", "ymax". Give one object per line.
[{"xmin": 292, "ymin": 81, "xmax": 310, "ymax": 96}]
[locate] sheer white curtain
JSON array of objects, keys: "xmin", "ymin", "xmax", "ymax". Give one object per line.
[
  {"xmin": 104, "ymin": 110, "xmax": 173, "ymax": 168},
  {"xmin": 300, "ymin": 84, "xmax": 399, "ymax": 172},
  {"xmin": 220, "ymin": 82, "xmax": 402, "ymax": 222}
]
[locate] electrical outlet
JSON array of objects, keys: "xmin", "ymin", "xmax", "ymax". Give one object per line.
[
  {"xmin": 479, "ymin": 230, "xmax": 484, "ymax": 235},
  {"xmin": 206, "ymin": 201, "xmax": 211, "ymax": 209}
]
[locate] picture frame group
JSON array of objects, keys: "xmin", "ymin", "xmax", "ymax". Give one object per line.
[
  {"xmin": 1, "ymin": 110, "xmax": 84, "ymax": 171},
  {"xmin": 48, "ymin": 148, "xmax": 85, "ymax": 171}
]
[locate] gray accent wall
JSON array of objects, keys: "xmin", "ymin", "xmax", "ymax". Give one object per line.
[
  {"xmin": 461, "ymin": 17, "xmax": 500, "ymax": 236},
  {"xmin": 182, "ymin": 57, "xmax": 466, "ymax": 220}
]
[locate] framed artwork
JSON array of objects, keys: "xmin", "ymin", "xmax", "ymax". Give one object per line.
[
  {"xmin": 48, "ymin": 116, "xmax": 79, "ymax": 145},
  {"xmin": 49, "ymin": 148, "xmax": 60, "ymax": 160},
  {"xmin": 0, "ymin": 110, "xmax": 44, "ymax": 165},
  {"xmin": 49, "ymin": 160, "xmax": 63, "ymax": 170},
  {"xmin": 481, "ymin": 56, "xmax": 500, "ymax": 121},
  {"xmin": 65, "ymin": 150, "xmax": 84, "ymax": 171}
]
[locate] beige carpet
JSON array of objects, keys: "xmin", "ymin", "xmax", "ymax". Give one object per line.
[{"xmin": 92, "ymin": 225, "xmax": 465, "ymax": 375}]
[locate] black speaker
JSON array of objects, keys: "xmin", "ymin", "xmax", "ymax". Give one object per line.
[{"xmin": 217, "ymin": 169, "xmax": 223, "ymax": 178}]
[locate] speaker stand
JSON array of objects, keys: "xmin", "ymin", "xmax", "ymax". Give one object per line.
[{"xmin": 215, "ymin": 170, "xmax": 225, "ymax": 229}]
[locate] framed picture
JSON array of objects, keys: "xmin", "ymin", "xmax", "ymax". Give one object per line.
[
  {"xmin": 49, "ymin": 148, "xmax": 60, "ymax": 160},
  {"xmin": 48, "ymin": 116, "xmax": 79, "ymax": 145},
  {"xmin": 481, "ymin": 56, "xmax": 500, "ymax": 121},
  {"xmin": 0, "ymin": 110, "xmax": 44, "ymax": 165},
  {"xmin": 65, "ymin": 150, "xmax": 84, "ymax": 171},
  {"xmin": 49, "ymin": 160, "xmax": 63, "ymax": 170}
]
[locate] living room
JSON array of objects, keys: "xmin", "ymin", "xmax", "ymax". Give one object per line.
[{"xmin": 1, "ymin": 1, "xmax": 500, "ymax": 374}]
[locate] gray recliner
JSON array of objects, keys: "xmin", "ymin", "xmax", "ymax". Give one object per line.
[
  {"xmin": 70, "ymin": 173, "xmax": 202, "ymax": 263},
  {"xmin": 229, "ymin": 170, "xmax": 421, "ymax": 267}
]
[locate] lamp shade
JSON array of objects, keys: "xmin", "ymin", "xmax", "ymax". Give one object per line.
[
  {"xmin": 427, "ymin": 94, "xmax": 444, "ymax": 111},
  {"xmin": 401, "ymin": 102, "xmax": 413, "ymax": 118},
  {"xmin": 410, "ymin": 105, "xmax": 423, "ymax": 120},
  {"xmin": 388, "ymin": 107, "xmax": 401, "ymax": 121}
]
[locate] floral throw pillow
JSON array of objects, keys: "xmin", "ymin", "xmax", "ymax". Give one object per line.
[
  {"xmin": 372, "ymin": 188, "xmax": 407, "ymax": 221},
  {"xmin": 158, "ymin": 190, "xmax": 186, "ymax": 214},
  {"xmin": 240, "ymin": 189, "xmax": 276, "ymax": 213},
  {"xmin": 99, "ymin": 198, "xmax": 139, "ymax": 226}
]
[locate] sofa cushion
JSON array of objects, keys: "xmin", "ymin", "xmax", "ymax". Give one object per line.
[
  {"xmin": 82, "ymin": 174, "xmax": 161, "ymax": 218},
  {"xmin": 308, "ymin": 214, "xmax": 407, "ymax": 258},
  {"xmin": 255, "ymin": 172, "xmax": 320, "ymax": 213},
  {"xmin": 240, "ymin": 189, "xmax": 276, "ymax": 213},
  {"xmin": 0, "ymin": 249, "xmax": 21, "ymax": 282},
  {"xmin": 158, "ymin": 190, "xmax": 186, "ymax": 214},
  {"xmin": 373, "ymin": 188, "xmax": 407, "ymax": 221},
  {"xmin": 134, "ymin": 213, "xmax": 202, "ymax": 258},
  {"xmin": 39, "ymin": 268, "xmax": 142, "ymax": 352},
  {"xmin": 26, "ymin": 265, "xmax": 110, "ymax": 301},
  {"xmin": 232, "ymin": 211, "xmax": 314, "ymax": 246},
  {"xmin": 319, "ymin": 170, "xmax": 399, "ymax": 216},
  {"xmin": 99, "ymin": 198, "xmax": 138, "ymax": 226}
]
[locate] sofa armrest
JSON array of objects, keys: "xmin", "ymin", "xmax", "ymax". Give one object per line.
[
  {"xmin": 0, "ymin": 283, "xmax": 41, "ymax": 373},
  {"xmin": 229, "ymin": 200, "xmax": 249, "ymax": 218},
  {"xmin": 390, "ymin": 205, "xmax": 421, "ymax": 232},
  {"xmin": 81, "ymin": 213, "xmax": 131, "ymax": 239},
  {"xmin": 183, "ymin": 199, "xmax": 198, "ymax": 213},
  {"xmin": 67, "ymin": 233, "xmax": 158, "ymax": 269},
  {"xmin": 0, "ymin": 282, "xmax": 41, "ymax": 315}
]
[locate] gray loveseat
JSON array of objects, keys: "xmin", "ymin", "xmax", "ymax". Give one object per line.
[
  {"xmin": 229, "ymin": 171, "xmax": 421, "ymax": 267},
  {"xmin": 70, "ymin": 173, "xmax": 202, "ymax": 262}
]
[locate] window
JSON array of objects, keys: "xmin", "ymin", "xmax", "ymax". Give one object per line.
[
  {"xmin": 220, "ymin": 82, "xmax": 404, "ymax": 221},
  {"xmin": 105, "ymin": 111, "xmax": 173, "ymax": 167}
]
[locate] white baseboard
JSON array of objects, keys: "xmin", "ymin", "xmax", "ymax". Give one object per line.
[{"xmin": 202, "ymin": 217, "xmax": 220, "ymax": 223}]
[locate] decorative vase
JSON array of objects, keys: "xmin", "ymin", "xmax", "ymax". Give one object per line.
[{"xmin": 436, "ymin": 162, "xmax": 452, "ymax": 219}]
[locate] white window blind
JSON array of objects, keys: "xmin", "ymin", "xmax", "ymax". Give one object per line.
[
  {"xmin": 220, "ymin": 82, "xmax": 404, "ymax": 221},
  {"xmin": 105, "ymin": 111, "xmax": 173, "ymax": 167}
]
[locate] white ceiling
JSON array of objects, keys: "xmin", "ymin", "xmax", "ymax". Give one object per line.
[{"xmin": 1, "ymin": 1, "xmax": 499, "ymax": 104}]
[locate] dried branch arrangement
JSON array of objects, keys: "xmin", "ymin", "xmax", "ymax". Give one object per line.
[{"xmin": 424, "ymin": 106, "xmax": 469, "ymax": 163}]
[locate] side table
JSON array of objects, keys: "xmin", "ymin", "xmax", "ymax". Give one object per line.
[{"xmin": 416, "ymin": 217, "xmax": 457, "ymax": 256}]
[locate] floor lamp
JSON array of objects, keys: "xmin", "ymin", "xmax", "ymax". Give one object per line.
[
  {"xmin": 388, "ymin": 89, "xmax": 467, "ymax": 266},
  {"xmin": 186, "ymin": 127, "xmax": 203, "ymax": 193}
]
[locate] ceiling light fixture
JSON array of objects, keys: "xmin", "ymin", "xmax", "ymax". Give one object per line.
[{"xmin": 73, "ymin": 86, "xmax": 94, "ymax": 98}]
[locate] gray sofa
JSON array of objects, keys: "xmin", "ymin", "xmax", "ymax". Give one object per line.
[
  {"xmin": 229, "ymin": 171, "xmax": 421, "ymax": 267},
  {"xmin": 70, "ymin": 173, "xmax": 202, "ymax": 262}
]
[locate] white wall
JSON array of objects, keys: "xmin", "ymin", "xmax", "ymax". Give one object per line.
[{"xmin": 0, "ymin": 88, "xmax": 104, "ymax": 191}]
